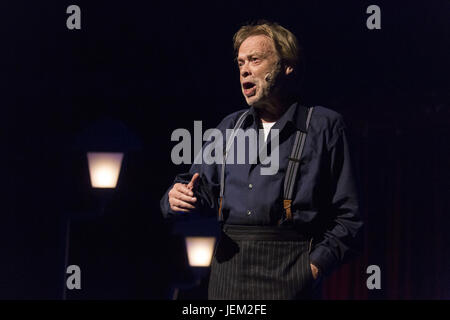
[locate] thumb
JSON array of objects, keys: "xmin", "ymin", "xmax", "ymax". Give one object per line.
[{"xmin": 187, "ymin": 173, "xmax": 200, "ymax": 190}]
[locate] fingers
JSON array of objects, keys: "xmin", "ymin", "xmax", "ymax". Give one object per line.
[
  {"xmin": 187, "ymin": 173, "xmax": 200, "ymax": 190},
  {"xmin": 168, "ymin": 175, "xmax": 199, "ymax": 213},
  {"xmin": 172, "ymin": 189, "xmax": 197, "ymax": 204},
  {"xmin": 169, "ymin": 197, "xmax": 196, "ymax": 211},
  {"xmin": 174, "ymin": 183, "xmax": 194, "ymax": 197},
  {"xmin": 169, "ymin": 198, "xmax": 190, "ymax": 212},
  {"xmin": 169, "ymin": 183, "xmax": 198, "ymax": 213}
]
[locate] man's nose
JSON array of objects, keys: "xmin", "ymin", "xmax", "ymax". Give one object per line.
[{"xmin": 240, "ymin": 63, "xmax": 251, "ymax": 78}]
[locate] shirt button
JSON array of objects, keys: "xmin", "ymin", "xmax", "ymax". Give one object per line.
[
  {"xmin": 247, "ymin": 210, "xmax": 252, "ymax": 216},
  {"xmin": 248, "ymin": 184, "xmax": 253, "ymax": 189}
]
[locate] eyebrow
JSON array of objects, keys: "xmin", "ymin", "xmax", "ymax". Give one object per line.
[{"xmin": 237, "ymin": 51, "xmax": 265, "ymax": 62}]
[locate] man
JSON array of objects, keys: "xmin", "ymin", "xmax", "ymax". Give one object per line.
[{"xmin": 161, "ymin": 21, "xmax": 363, "ymax": 299}]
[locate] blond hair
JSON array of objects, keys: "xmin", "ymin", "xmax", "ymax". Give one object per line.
[{"xmin": 233, "ymin": 20, "xmax": 301, "ymax": 72}]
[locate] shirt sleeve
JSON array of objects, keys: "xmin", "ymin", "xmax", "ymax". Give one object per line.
[
  {"xmin": 309, "ymin": 121, "xmax": 364, "ymax": 276},
  {"xmin": 160, "ymin": 114, "xmax": 237, "ymax": 219},
  {"xmin": 159, "ymin": 162, "xmax": 220, "ymax": 219}
]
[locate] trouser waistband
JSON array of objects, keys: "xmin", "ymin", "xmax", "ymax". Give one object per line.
[{"xmin": 222, "ymin": 224, "xmax": 310, "ymax": 241}]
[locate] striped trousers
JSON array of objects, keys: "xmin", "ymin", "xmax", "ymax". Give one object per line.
[{"xmin": 208, "ymin": 225, "xmax": 321, "ymax": 300}]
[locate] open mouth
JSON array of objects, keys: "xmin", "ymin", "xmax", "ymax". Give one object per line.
[{"xmin": 242, "ymin": 81, "xmax": 256, "ymax": 96}]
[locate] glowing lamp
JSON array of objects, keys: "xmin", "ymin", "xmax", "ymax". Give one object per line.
[
  {"xmin": 185, "ymin": 237, "xmax": 216, "ymax": 267},
  {"xmin": 87, "ymin": 152, "xmax": 124, "ymax": 188}
]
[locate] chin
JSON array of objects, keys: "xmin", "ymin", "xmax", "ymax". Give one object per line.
[{"xmin": 245, "ymin": 95, "xmax": 261, "ymax": 107}]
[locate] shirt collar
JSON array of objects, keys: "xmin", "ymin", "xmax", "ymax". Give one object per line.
[{"xmin": 245, "ymin": 101, "xmax": 306, "ymax": 132}]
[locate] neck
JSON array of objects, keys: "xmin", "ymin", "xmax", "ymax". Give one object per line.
[{"xmin": 255, "ymin": 95, "xmax": 295, "ymax": 123}]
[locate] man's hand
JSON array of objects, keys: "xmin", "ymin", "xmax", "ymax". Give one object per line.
[
  {"xmin": 310, "ymin": 264, "xmax": 320, "ymax": 280},
  {"xmin": 168, "ymin": 173, "xmax": 200, "ymax": 213}
]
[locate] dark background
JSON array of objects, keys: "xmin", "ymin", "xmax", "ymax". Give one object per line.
[{"xmin": 1, "ymin": 0, "xmax": 449, "ymax": 299}]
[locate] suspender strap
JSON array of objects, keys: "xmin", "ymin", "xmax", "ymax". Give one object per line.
[
  {"xmin": 218, "ymin": 110, "xmax": 250, "ymax": 221},
  {"xmin": 280, "ymin": 106, "xmax": 314, "ymax": 224}
]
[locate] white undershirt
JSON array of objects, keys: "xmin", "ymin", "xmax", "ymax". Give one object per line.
[{"xmin": 261, "ymin": 121, "xmax": 276, "ymax": 142}]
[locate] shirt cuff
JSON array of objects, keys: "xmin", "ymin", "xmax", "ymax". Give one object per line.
[{"xmin": 309, "ymin": 245, "xmax": 339, "ymax": 277}]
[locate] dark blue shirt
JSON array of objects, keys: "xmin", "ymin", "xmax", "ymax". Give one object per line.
[{"xmin": 160, "ymin": 102, "xmax": 363, "ymax": 276}]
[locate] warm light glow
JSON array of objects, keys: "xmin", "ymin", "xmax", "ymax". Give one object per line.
[
  {"xmin": 185, "ymin": 237, "xmax": 216, "ymax": 267},
  {"xmin": 87, "ymin": 152, "xmax": 124, "ymax": 188}
]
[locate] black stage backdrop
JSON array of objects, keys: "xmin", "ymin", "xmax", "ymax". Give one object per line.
[{"xmin": 1, "ymin": 0, "xmax": 449, "ymax": 299}]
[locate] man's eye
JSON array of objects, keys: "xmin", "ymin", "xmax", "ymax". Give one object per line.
[{"xmin": 252, "ymin": 58, "xmax": 260, "ymax": 63}]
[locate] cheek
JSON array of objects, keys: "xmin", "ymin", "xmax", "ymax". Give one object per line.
[
  {"xmin": 254, "ymin": 67, "xmax": 268, "ymax": 79},
  {"xmin": 255, "ymin": 66, "xmax": 273, "ymax": 83}
]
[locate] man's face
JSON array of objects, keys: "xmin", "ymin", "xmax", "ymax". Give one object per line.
[{"xmin": 237, "ymin": 35, "xmax": 283, "ymax": 107}]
